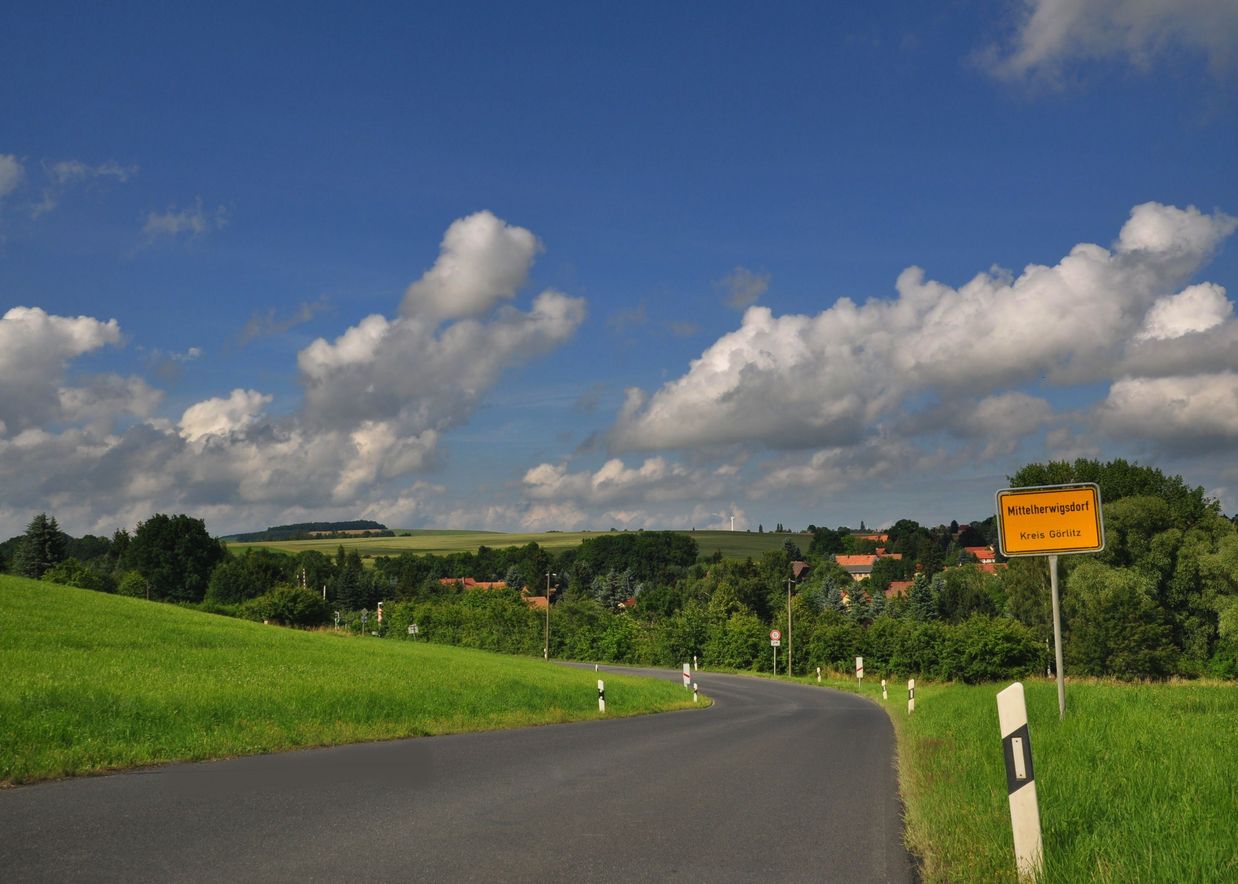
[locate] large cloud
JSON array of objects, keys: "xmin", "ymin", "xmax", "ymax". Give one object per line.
[
  {"xmin": 399, "ymin": 211, "xmax": 542, "ymax": 322},
  {"xmin": 609, "ymin": 202, "xmax": 1235, "ymax": 456},
  {"xmin": 0, "ymin": 307, "xmax": 138, "ymax": 432},
  {"xmin": 1100, "ymin": 373, "xmax": 1238, "ymax": 452},
  {"xmin": 986, "ymin": 0, "xmax": 1238, "ymax": 80},
  {"xmin": 0, "ymin": 212, "xmax": 584, "ymax": 536}
]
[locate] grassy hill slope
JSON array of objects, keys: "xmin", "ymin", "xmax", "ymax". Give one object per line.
[{"xmin": 0, "ymin": 576, "xmax": 700, "ymax": 785}]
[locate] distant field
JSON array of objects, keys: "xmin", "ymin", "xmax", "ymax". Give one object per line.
[
  {"xmin": 226, "ymin": 528, "xmax": 809, "ymax": 560},
  {"xmin": 0, "ymin": 576, "xmax": 702, "ymax": 785}
]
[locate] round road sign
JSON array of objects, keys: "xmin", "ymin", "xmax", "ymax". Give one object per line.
[{"xmin": 770, "ymin": 629, "xmax": 782, "ymax": 641}]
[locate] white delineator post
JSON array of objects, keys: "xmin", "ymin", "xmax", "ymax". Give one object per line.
[
  {"xmin": 881, "ymin": 678, "xmax": 888, "ymax": 701},
  {"xmin": 598, "ymin": 680, "xmax": 606, "ymax": 713},
  {"xmin": 693, "ymin": 683, "xmax": 699, "ymax": 703},
  {"xmin": 682, "ymin": 663, "xmax": 692, "ymax": 689},
  {"xmin": 997, "ymin": 683, "xmax": 1043, "ymax": 880},
  {"xmin": 907, "ymin": 678, "xmax": 915, "ymax": 714},
  {"xmin": 816, "ymin": 666, "xmax": 821, "ymax": 683}
]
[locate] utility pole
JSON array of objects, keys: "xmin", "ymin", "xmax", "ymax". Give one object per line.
[{"xmin": 787, "ymin": 576, "xmax": 794, "ymax": 676}]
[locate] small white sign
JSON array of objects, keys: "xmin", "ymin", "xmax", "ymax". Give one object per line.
[
  {"xmin": 855, "ymin": 656, "xmax": 864, "ymax": 678},
  {"xmin": 770, "ymin": 639, "xmax": 781, "ymax": 647}
]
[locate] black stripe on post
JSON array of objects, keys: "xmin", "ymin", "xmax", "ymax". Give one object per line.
[{"xmin": 1002, "ymin": 722, "xmax": 1035, "ymax": 795}]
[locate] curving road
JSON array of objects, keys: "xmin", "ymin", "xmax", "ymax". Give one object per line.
[{"xmin": 0, "ymin": 667, "xmax": 914, "ymax": 883}]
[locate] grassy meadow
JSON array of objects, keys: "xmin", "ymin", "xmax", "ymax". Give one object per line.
[
  {"xmin": 828, "ymin": 675, "xmax": 1238, "ymax": 882},
  {"xmin": 224, "ymin": 528, "xmax": 809, "ymax": 561},
  {"xmin": 0, "ymin": 575, "xmax": 703, "ymax": 785}
]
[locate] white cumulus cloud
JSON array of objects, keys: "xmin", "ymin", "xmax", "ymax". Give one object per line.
[
  {"xmin": 400, "ymin": 210, "xmax": 542, "ymax": 322},
  {"xmin": 0, "ymin": 211, "xmax": 585, "ymax": 536},
  {"xmin": 1135, "ymin": 283, "xmax": 1233, "ymax": 341},
  {"xmin": 986, "ymin": 0, "xmax": 1238, "ymax": 80},
  {"xmin": 179, "ymin": 389, "xmax": 274, "ymax": 442},
  {"xmin": 0, "ymin": 307, "xmax": 125, "ymax": 432},
  {"xmin": 608, "ymin": 203, "xmax": 1235, "ymax": 459},
  {"xmin": 1100, "ymin": 373, "xmax": 1238, "ymax": 452}
]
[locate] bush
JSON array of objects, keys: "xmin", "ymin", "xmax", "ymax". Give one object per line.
[
  {"xmin": 116, "ymin": 570, "xmax": 150, "ymax": 599},
  {"xmin": 938, "ymin": 617, "xmax": 1041, "ymax": 683},
  {"xmin": 41, "ymin": 558, "xmax": 116, "ymax": 593},
  {"xmin": 239, "ymin": 586, "xmax": 330, "ymax": 627}
]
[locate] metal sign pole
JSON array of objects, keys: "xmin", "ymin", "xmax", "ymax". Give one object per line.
[{"xmin": 1048, "ymin": 554, "xmax": 1066, "ymax": 719}]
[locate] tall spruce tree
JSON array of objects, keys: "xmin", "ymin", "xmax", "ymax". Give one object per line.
[{"xmin": 15, "ymin": 513, "xmax": 68, "ymax": 579}]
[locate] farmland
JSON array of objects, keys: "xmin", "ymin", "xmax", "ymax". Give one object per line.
[{"xmin": 225, "ymin": 528, "xmax": 809, "ymax": 561}]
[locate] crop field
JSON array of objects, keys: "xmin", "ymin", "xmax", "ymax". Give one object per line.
[
  {"xmin": 0, "ymin": 576, "xmax": 702, "ymax": 785},
  {"xmin": 832, "ymin": 675, "xmax": 1238, "ymax": 882},
  {"xmin": 225, "ymin": 528, "xmax": 809, "ymax": 561}
]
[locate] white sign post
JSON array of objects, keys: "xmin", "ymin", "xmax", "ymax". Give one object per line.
[
  {"xmin": 908, "ymin": 678, "xmax": 915, "ymax": 714},
  {"xmin": 598, "ymin": 680, "xmax": 606, "ymax": 713},
  {"xmin": 682, "ymin": 663, "xmax": 692, "ymax": 689},
  {"xmin": 997, "ymin": 683, "xmax": 1043, "ymax": 880},
  {"xmin": 770, "ymin": 629, "xmax": 781, "ymax": 674},
  {"xmin": 855, "ymin": 656, "xmax": 864, "ymax": 685}
]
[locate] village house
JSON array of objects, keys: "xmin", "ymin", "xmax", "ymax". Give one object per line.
[{"xmin": 834, "ymin": 551, "xmax": 903, "ymax": 581}]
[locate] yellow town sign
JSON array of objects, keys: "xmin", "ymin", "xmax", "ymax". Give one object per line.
[{"xmin": 995, "ymin": 483, "xmax": 1105, "ymax": 557}]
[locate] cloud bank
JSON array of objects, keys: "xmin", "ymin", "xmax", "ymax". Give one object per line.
[
  {"xmin": 0, "ymin": 211, "xmax": 584, "ymax": 535},
  {"xmin": 516, "ymin": 202, "xmax": 1237, "ymax": 520}
]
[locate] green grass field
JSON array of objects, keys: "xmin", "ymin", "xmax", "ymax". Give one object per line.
[
  {"xmin": 831, "ymin": 675, "xmax": 1238, "ymax": 882},
  {"xmin": 225, "ymin": 528, "xmax": 808, "ymax": 560},
  {"xmin": 0, "ymin": 575, "xmax": 703, "ymax": 786}
]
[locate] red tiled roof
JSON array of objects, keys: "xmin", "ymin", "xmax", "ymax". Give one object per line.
[
  {"xmin": 835, "ymin": 555, "xmax": 878, "ymax": 568},
  {"xmin": 439, "ymin": 578, "xmax": 509, "ymax": 589},
  {"xmin": 523, "ymin": 595, "xmax": 548, "ymax": 609},
  {"xmin": 964, "ymin": 546, "xmax": 996, "ymax": 562},
  {"xmin": 885, "ymin": 580, "xmax": 914, "ymax": 598}
]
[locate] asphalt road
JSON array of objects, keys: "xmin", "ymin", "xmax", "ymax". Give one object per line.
[{"xmin": 0, "ymin": 667, "xmax": 915, "ymax": 883}]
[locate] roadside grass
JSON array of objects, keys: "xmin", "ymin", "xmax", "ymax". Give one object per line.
[
  {"xmin": 0, "ymin": 576, "xmax": 703, "ymax": 786},
  {"xmin": 819, "ymin": 674, "xmax": 1238, "ymax": 882},
  {"xmin": 226, "ymin": 528, "xmax": 808, "ymax": 561}
]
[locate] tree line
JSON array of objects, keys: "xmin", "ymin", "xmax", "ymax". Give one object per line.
[{"xmin": 4, "ymin": 458, "xmax": 1236, "ymax": 681}]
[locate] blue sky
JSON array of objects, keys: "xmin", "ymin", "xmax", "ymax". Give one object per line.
[{"xmin": 2, "ymin": 1, "xmax": 1237, "ymax": 538}]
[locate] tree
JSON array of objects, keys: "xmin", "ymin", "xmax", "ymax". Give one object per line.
[
  {"xmin": 1010, "ymin": 458, "xmax": 1216, "ymax": 527},
  {"xmin": 1064, "ymin": 561, "xmax": 1178, "ymax": 678},
  {"xmin": 907, "ymin": 573, "xmax": 937, "ymax": 622},
  {"xmin": 128, "ymin": 514, "xmax": 225, "ymax": 603},
  {"xmin": 934, "ymin": 566, "xmax": 1003, "ymax": 623},
  {"xmin": 14, "ymin": 513, "xmax": 68, "ymax": 579},
  {"xmin": 808, "ymin": 526, "xmax": 844, "ymax": 557},
  {"xmin": 590, "ymin": 569, "xmax": 637, "ymax": 610}
]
